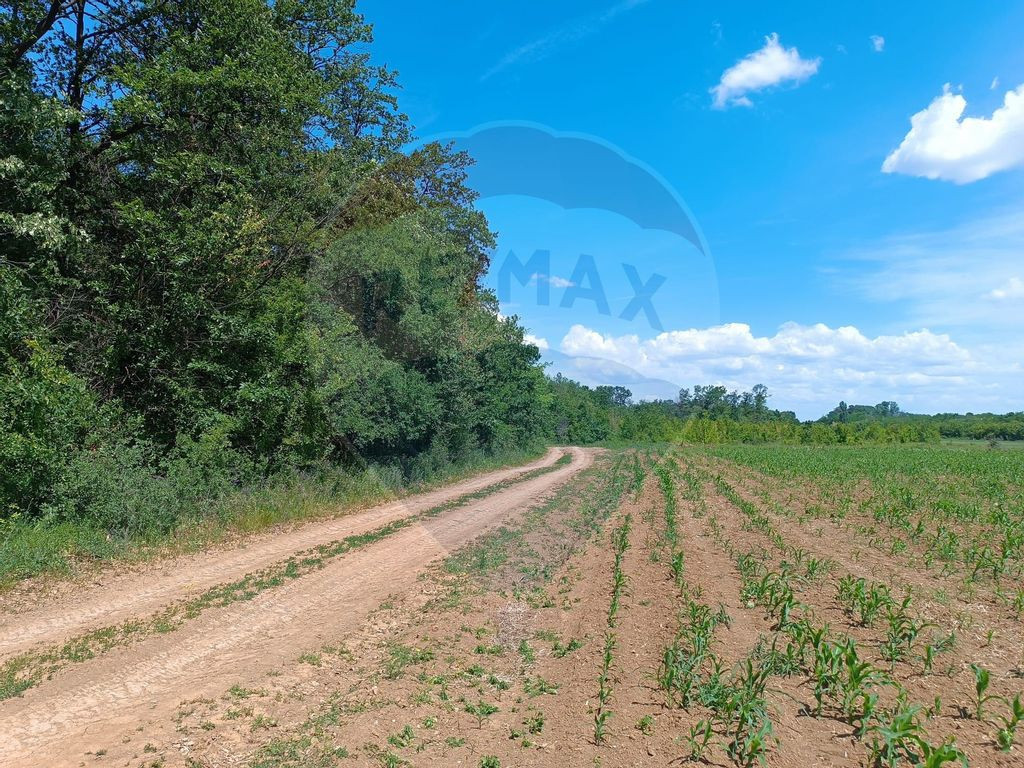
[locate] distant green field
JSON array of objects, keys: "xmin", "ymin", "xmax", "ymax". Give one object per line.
[
  {"xmin": 691, "ymin": 441, "xmax": 1024, "ymax": 581},
  {"xmin": 703, "ymin": 441, "xmax": 1024, "ymax": 490},
  {"xmin": 941, "ymin": 437, "xmax": 1024, "ymax": 450}
]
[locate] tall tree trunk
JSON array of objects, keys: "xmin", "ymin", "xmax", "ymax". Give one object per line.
[{"xmin": 5, "ymin": 0, "xmax": 66, "ymax": 67}]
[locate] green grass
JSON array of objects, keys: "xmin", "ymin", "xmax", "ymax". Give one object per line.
[{"xmin": 384, "ymin": 644, "xmax": 435, "ymax": 680}]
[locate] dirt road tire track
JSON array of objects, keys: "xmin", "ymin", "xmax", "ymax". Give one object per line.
[
  {"xmin": 0, "ymin": 447, "xmax": 594, "ymax": 768},
  {"xmin": 0, "ymin": 447, "xmax": 565, "ymax": 662}
]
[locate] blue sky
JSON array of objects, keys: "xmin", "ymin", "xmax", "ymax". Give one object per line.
[{"xmin": 363, "ymin": 0, "xmax": 1024, "ymax": 418}]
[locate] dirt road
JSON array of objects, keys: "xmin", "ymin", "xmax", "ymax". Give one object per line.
[
  {"xmin": 0, "ymin": 446, "xmax": 593, "ymax": 768},
  {"xmin": 0, "ymin": 447, "xmax": 564, "ymax": 662}
]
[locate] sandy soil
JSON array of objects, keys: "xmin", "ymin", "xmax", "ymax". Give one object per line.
[
  {"xmin": 0, "ymin": 447, "xmax": 593, "ymax": 768},
  {"xmin": 0, "ymin": 447, "xmax": 564, "ymax": 662}
]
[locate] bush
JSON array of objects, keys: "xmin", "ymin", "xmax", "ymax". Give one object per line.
[
  {"xmin": 43, "ymin": 432, "xmax": 174, "ymax": 536},
  {"xmin": 0, "ymin": 272, "xmax": 101, "ymax": 517}
]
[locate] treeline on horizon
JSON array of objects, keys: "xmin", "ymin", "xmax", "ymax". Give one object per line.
[
  {"xmin": 818, "ymin": 401, "xmax": 1024, "ymax": 441},
  {"xmin": 1, "ymin": 1, "xmax": 1018, "ymax": 555},
  {"xmin": 548, "ymin": 379, "xmax": 1024, "ymax": 445}
]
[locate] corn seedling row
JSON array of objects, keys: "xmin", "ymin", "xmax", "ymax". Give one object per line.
[{"xmin": 594, "ymin": 512, "xmax": 633, "ymax": 744}]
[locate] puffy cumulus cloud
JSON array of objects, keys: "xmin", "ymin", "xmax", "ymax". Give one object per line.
[
  {"xmin": 562, "ymin": 322, "xmax": 969, "ymax": 371},
  {"xmin": 560, "ymin": 324, "xmax": 632, "ymax": 359},
  {"xmin": 988, "ymin": 277, "xmax": 1024, "ymax": 301},
  {"xmin": 870, "ymin": 35, "xmax": 885, "ymax": 52},
  {"xmin": 882, "ymin": 83, "xmax": 1024, "ymax": 183},
  {"xmin": 523, "ymin": 333, "xmax": 549, "ymax": 351},
  {"xmin": 711, "ymin": 33, "xmax": 820, "ymax": 109},
  {"xmin": 556, "ymin": 322, "xmax": 1014, "ymax": 418}
]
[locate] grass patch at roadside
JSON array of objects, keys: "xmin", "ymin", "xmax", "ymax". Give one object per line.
[{"xmin": 0, "ymin": 445, "xmax": 553, "ymax": 588}]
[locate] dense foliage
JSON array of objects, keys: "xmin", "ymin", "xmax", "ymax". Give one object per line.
[
  {"xmin": 545, "ymin": 380, "xmax": 943, "ymax": 445},
  {"xmin": 821, "ymin": 401, "xmax": 1024, "ymax": 441},
  {"xmin": 1, "ymin": 0, "xmax": 549, "ymax": 534}
]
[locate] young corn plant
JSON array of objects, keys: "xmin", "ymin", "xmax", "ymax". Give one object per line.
[
  {"xmin": 594, "ymin": 516, "xmax": 631, "ymax": 746},
  {"xmin": 720, "ymin": 659, "xmax": 776, "ymax": 768},
  {"xmin": 758, "ymin": 636, "xmax": 805, "ymax": 678},
  {"xmin": 728, "ymin": 716, "xmax": 774, "ymax": 768},
  {"xmin": 804, "ymin": 555, "xmax": 834, "ymax": 582},
  {"xmin": 851, "ymin": 691, "xmax": 882, "ymax": 739},
  {"xmin": 922, "ymin": 643, "xmax": 936, "ymax": 675},
  {"xmin": 768, "ymin": 585, "xmax": 800, "ymax": 633},
  {"xmin": 996, "ymin": 694, "xmax": 1024, "ymax": 751},
  {"xmin": 837, "ymin": 576, "xmax": 893, "ymax": 628},
  {"xmin": 971, "ymin": 663, "xmax": 1002, "ymax": 722},
  {"xmin": 593, "ymin": 632, "xmax": 616, "ymax": 744},
  {"xmin": 920, "ymin": 632, "xmax": 956, "ymax": 675},
  {"xmin": 670, "ymin": 550, "xmax": 685, "ymax": 590},
  {"xmin": 839, "ymin": 641, "xmax": 890, "ymax": 730},
  {"xmin": 1012, "ymin": 588, "xmax": 1024, "ymax": 618},
  {"xmin": 658, "ymin": 601, "xmax": 727, "ymax": 708},
  {"xmin": 593, "ymin": 707, "xmax": 612, "ymax": 745},
  {"xmin": 917, "ymin": 738, "xmax": 969, "ymax": 768},
  {"xmin": 811, "ymin": 637, "xmax": 844, "ymax": 716},
  {"xmin": 969, "ymin": 545, "xmax": 1005, "ymax": 583},
  {"xmin": 864, "ymin": 696, "xmax": 966, "ymax": 765},
  {"xmin": 631, "ymin": 456, "xmax": 647, "ymax": 498},
  {"xmin": 866, "ymin": 698, "xmax": 927, "ymax": 767},
  {"xmin": 880, "ymin": 599, "xmax": 934, "ymax": 670},
  {"xmin": 654, "ymin": 462, "xmax": 678, "ymax": 535},
  {"xmin": 686, "ymin": 720, "xmax": 713, "ymax": 762},
  {"xmin": 607, "ymin": 515, "xmax": 632, "ymax": 627}
]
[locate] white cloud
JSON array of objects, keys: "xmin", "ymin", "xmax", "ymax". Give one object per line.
[
  {"xmin": 561, "ymin": 322, "xmax": 969, "ymax": 372},
  {"xmin": 710, "ymin": 33, "xmax": 821, "ymax": 109},
  {"xmin": 988, "ymin": 277, "xmax": 1024, "ymax": 301},
  {"xmin": 529, "ymin": 273, "xmax": 575, "ymax": 288},
  {"xmin": 870, "ymin": 35, "xmax": 885, "ymax": 52},
  {"xmin": 523, "ymin": 333, "xmax": 549, "ymax": 350},
  {"xmin": 824, "ymin": 207, "xmax": 1024, "ymax": 414},
  {"xmin": 991, "ymin": 76, "xmax": 1000, "ymax": 90},
  {"xmin": 882, "ymin": 83, "xmax": 1024, "ymax": 183},
  {"xmin": 557, "ymin": 321, "xmax": 1016, "ymax": 417}
]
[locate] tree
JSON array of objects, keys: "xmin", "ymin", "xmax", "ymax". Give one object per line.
[
  {"xmin": 0, "ymin": 0, "xmax": 555, "ymax": 528},
  {"xmin": 595, "ymin": 385, "xmax": 633, "ymax": 408}
]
